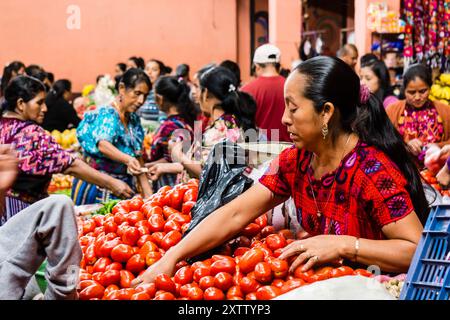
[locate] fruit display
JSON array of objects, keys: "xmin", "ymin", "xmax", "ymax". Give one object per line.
[
  {"xmin": 48, "ymin": 128, "xmax": 79, "ymax": 150},
  {"xmin": 76, "ymin": 180, "xmax": 380, "ymax": 301},
  {"xmin": 430, "ymin": 73, "xmax": 450, "ymax": 106},
  {"xmin": 421, "ymin": 169, "xmax": 450, "ymax": 197},
  {"xmin": 48, "ymin": 174, "xmax": 74, "ymax": 194}
]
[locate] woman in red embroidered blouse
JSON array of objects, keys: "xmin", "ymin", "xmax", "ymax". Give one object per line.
[{"xmin": 136, "ymin": 57, "xmax": 427, "ymax": 285}]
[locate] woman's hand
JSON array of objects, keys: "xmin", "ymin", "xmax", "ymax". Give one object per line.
[
  {"xmin": 407, "ymin": 139, "xmax": 423, "ymax": 156},
  {"xmin": 436, "ymin": 164, "xmax": 450, "ymax": 188},
  {"xmin": 131, "ymin": 254, "xmax": 178, "ymax": 287},
  {"xmin": 439, "ymin": 144, "xmax": 450, "ymax": 161},
  {"xmin": 278, "ymin": 235, "xmax": 353, "ymax": 273},
  {"xmin": 146, "ymin": 162, "xmax": 183, "ymax": 181},
  {"xmin": 109, "ymin": 178, "xmax": 134, "ymax": 199},
  {"xmin": 126, "ymin": 157, "xmax": 143, "ymax": 175}
]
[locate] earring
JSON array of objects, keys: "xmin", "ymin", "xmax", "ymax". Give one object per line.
[
  {"xmin": 119, "ymin": 95, "xmax": 123, "ymax": 103},
  {"xmin": 322, "ymin": 124, "xmax": 329, "ymax": 140}
]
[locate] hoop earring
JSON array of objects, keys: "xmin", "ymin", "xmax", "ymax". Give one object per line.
[{"xmin": 322, "ymin": 124, "xmax": 329, "ymax": 140}]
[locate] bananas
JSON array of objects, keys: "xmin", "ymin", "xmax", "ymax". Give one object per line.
[
  {"xmin": 429, "ymin": 73, "xmax": 450, "ymax": 104},
  {"xmin": 47, "ymin": 128, "xmax": 78, "ymax": 150}
]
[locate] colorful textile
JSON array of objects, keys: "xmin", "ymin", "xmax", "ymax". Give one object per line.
[
  {"xmin": 77, "ymin": 105, "xmax": 144, "ymax": 174},
  {"xmin": 0, "ymin": 196, "xmax": 31, "ymax": 226},
  {"xmin": 0, "ymin": 117, "xmax": 74, "ymax": 203},
  {"xmin": 137, "ymin": 90, "xmax": 166, "ymax": 121},
  {"xmin": 259, "ymin": 142, "xmax": 415, "ymax": 240},
  {"xmin": 150, "ymin": 115, "xmax": 194, "ymax": 163}
]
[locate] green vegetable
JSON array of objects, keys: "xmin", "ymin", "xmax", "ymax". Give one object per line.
[{"xmin": 92, "ymin": 199, "xmax": 120, "ymax": 216}]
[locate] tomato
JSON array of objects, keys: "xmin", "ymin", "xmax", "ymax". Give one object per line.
[
  {"xmin": 104, "ymin": 284, "xmax": 120, "ymax": 296},
  {"xmin": 162, "ymin": 206, "xmax": 180, "ymax": 220},
  {"xmin": 128, "ymin": 197, "xmax": 144, "ymax": 211},
  {"xmin": 119, "ymin": 270, "xmax": 135, "ymax": 288},
  {"xmin": 254, "ymin": 262, "xmax": 273, "ymax": 284},
  {"xmin": 181, "ymin": 201, "xmax": 196, "ymax": 215},
  {"xmin": 233, "ymin": 247, "xmax": 250, "ymax": 257},
  {"xmin": 131, "ymin": 292, "xmax": 150, "ymax": 300},
  {"xmin": 337, "ymin": 266, "xmax": 354, "ymax": 276},
  {"xmin": 160, "ymin": 230, "xmax": 182, "ymax": 251},
  {"xmin": 136, "ymin": 234, "xmax": 152, "ymax": 247},
  {"xmin": 139, "ymin": 241, "xmax": 158, "ymax": 257},
  {"xmin": 232, "ymin": 271, "xmax": 244, "ymax": 286},
  {"xmin": 353, "ymin": 269, "xmax": 373, "ymax": 277},
  {"xmin": 260, "ymin": 226, "xmax": 276, "ymax": 238},
  {"xmin": 271, "ymin": 279, "xmax": 285, "ymax": 289},
  {"xmin": 187, "ymin": 286, "xmax": 203, "ymax": 300},
  {"xmin": 179, "ymin": 283, "xmax": 197, "ymax": 297},
  {"xmin": 265, "ymin": 234, "xmax": 287, "ymax": 251},
  {"xmin": 105, "ymin": 262, "xmax": 122, "ymax": 272},
  {"xmin": 175, "ymin": 260, "xmax": 189, "ymax": 270},
  {"xmin": 113, "ymin": 213, "xmax": 128, "ymax": 226},
  {"xmin": 79, "ymin": 235, "xmax": 95, "ymax": 247},
  {"xmin": 203, "ymin": 287, "xmax": 225, "ymax": 300},
  {"xmin": 115, "ymin": 200, "xmax": 131, "ymax": 213},
  {"xmin": 278, "ymin": 229, "xmax": 295, "ymax": 240},
  {"xmin": 116, "ymin": 222, "xmax": 130, "ymax": 237},
  {"xmin": 103, "ymin": 220, "xmax": 118, "ymax": 234},
  {"xmin": 155, "ymin": 274, "xmax": 176, "ymax": 294},
  {"xmin": 241, "ymin": 223, "xmax": 261, "ymax": 238},
  {"xmin": 183, "ymin": 188, "xmax": 198, "ymax": 203},
  {"xmin": 154, "ymin": 292, "xmax": 175, "ymax": 300},
  {"xmin": 245, "ymin": 292, "xmax": 258, "ymax": 300},
  {"xmin": 126, "ymin": 254, "xmax": 146, "ymax": 275},
  {"xmin": 93, "ymin": 257, "xmax": 112, "ymax": 273},
  {"xmin": 272, "ymin": 248, "xmax": 283, "ymax": 258},
  {"xmin": 315, "ymin": 266, "xmax": 333, "ymax": 280},
  {"xmin": 173, "ymin": 266, "xmax": 193, "ymax": 285},
  {"xmin": 193, "ymin": 267, "xmax": 211, "ymax": 283},
  {"xmin": 84, "ymin": 244, "xmax": 97, "ymax": 265},
  {"xmin": 145, "ymin": 251, "xmax": 162, "ymax": 266},
  {"xmin": 79, "ymin": 284, "xmax": 105, "ymax": 300},
  {"xmin": 199, "ymin": 276, "xmax": 215, "ymax": 290},
  {"xmin": 226, "ymin": 285, "xmax": 244, "ymax": 299},
  {"xmin": 93, "ymin": 226, "xmax": 106, "ymax": 237},
  {"xmin": 121, "ymin": 227, "xmax": 140, "ymax": 246},
  {"xmin": 170, "ymin": 189, "xmax": 186, "ymax": 210},
  {"xmin": 210, "ymin": 259, "xmax": 236, "ymax": 276},
  {"xmin": 239, "ymin": 276, "xmax": 260, "ymax": 295},
  {"xmin": 127, "ymin": 211, "xmax": 145, "ymax": 226},
  {"xmin": 293, "ymin": 265, "xmax": 315, "ymax": 283},
  {"xmin": 100, "ymin": 270, "xmax": 121, "ymax": 287},
  {"xmin": 164, "ymin": 219, "xmax": 181, "ymax": 233},
  {"xmin": 117, "ymin": 288, "xmax": 136, "ymax": 300},
  {"xmin": 267, "ymin": 258, "xmax": 288, "ymax": 279},
  {"xmin": 110, "ymin": 244, "xmax": 134, "ymax": 263},
  {"xmin": 214, "ymin": 272, "xmax": 233, "ymax": 291},
  {"xmin": 79, "ymin": 272, "xmax": 93, "ymax": 282},
  {"xmin": 83, "ymin": 220, "xmax": 96, "ymax": 235},
  {"xmin": 135, "ymin": 283, "xmax": 157, "ymax": 299},
  {"xmin": 143, "ymin": 204, "xmax": 163, "ymax": 219},
  {"xmin": 78, "ymin": 280, "xmax": 98, "ymax": 291},
  {"xmin": 148, "ymin": 214, "xmax": 165, "ymax": 233},
  {"xmin": 280, "ymin": 279, "xmax": 305, "ymax": 294},
  {"xmin": 158, "ymin": 185, "xmax": 172, "ymax": 194},
  {"xmin": 92, "ymin": 215, "xmax": 105, "ymax": 227},
  {"xmin": 256, "ymin": 285, "xmax": 281, "ymax": 300},
  {"xmin": 238, "ymin": 248, "xmax": 265, "ymax": 274},
  {"xmin": 254, "ymin": 214, "xmax": 268, "ymax": 228}
]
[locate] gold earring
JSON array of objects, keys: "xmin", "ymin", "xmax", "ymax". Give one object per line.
[{"xmin": 322, "ymin": 124, "xmax": 329, "ymax": 140}]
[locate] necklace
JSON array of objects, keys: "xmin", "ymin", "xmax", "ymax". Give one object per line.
[{"xmin": 307, "ymin": 134, "xmax": 353, "ymax": 218}]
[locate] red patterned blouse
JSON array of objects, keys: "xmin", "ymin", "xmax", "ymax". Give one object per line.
[{"xmin": 259, "ymin": 142, "xmax": 414, "ymax": 240}]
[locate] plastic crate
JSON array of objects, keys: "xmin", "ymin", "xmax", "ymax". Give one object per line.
[{"xmin": 400, "ymin": 205, "xmax": 450, "ymax": 300}]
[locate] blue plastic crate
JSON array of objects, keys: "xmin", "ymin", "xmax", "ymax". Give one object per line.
[{"xmin": 400, "ymin": 205, "xmax": 450, "ymax": 300}]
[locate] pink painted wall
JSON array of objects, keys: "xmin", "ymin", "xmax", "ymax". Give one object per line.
[{"xmin": 0, "ymin": 0, "xmax": 239, "ymax": 91}]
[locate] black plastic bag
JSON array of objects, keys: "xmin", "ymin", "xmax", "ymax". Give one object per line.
[{"xmin": 183, "ymin": 140, "xmax": 253, "ymax": 261}]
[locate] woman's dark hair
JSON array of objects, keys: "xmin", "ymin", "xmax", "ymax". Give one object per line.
[
  {"xmin": 47, "ymin": 79, "xmax": 72, "ymax": 102},
  {"xmin": 295, "ymin": 56, "xmax": 429, "ymax": 224},
  {"xmin": 148, "ymin": 59, "xmax": 172, "ymax": 76},
  {"xmin": 403, "ymin": 63, "xmax": 432, "ymax": 89},
  {"xmin": 175, "ymin": 64, "xmax": 190, "ymax": 79},
  {"xmin": 154, "ymin": 76, "xmax": 199, "ymax": 127},
  {"xmin": 128, "ymin": 56, "xmax": 145, "ymax": 70},
  {"xmin": 219, "ymin": 60, "xmax": 241, "ymax": 85},
  {"xmin": 361, "ymin": 60, "xmax": 392, "ymax": 102},
  {"xmin": 200, "ymin": 66, "xmax": 256, "ymax": 133},
  {"xmin": 117, "ymin": 63, "xmax": 127, "ymax": 73},
  {"xmin": 3, "ymin": 75, "xmax": 46, "ymax": 112},
  {"xmin": 360, "ymin": 53, "xmax": 379, "ymax": 66},
  {"xmin": 25, "ymin": 64, "xmax": 47, "ymax": 82},
  {"xmin": 1, "ymin": 61, "xmax": 25, "ymax": 96},
  {"xmin": 119, "ymin": 68, "xmax": 152, "ymax": 91},
  {"xmin": 47, "ymin": 72, "xmax": 55, "ymax": 84}
]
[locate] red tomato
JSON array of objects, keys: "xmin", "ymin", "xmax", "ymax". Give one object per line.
[
  {"xmin": 353, "ymin": 269, "xmax": 373, "ymax": 277},
  {"xmin": 92, "ymin": 272, "xmax": 103, "ymax": 283},
  {"xmin": 115, "ymin": 200, "xmax": 131, "ymax": 213},
  {"xmin": 234, "ymin": 247, "xmax": 250, "ymax": 257},
  {"xmin": 181, "ymin": 201, "xmax": 196, "ymax": 215},
  {"xmin": 255, "ymin": 285, "xmax": 281, "ymax": 300},
  {"xmin": 193, "ymin": 267, "xmax": 211, "ymax": 283},
  {"xmin": 294, "ymin": 266, "xmax": 315, "ymax": 283},
  {"xmin": 131, "ymin": 292, "xmax": 150, "ymax": 300},
  {"xmin": 137, "ymin": 235, "xmax": 154, "ymax": 248},
  {"xmin": 103, "ymin": 220, "xmax": 118, "ymax": 234},
  {"xmin": 269, "ymin": 259, "xmax": 289, "ymax": 279},
  {"xmin": 226, "ymin": 286, "xmax": 244, "ymax": 299},
  {"xmin": 280, "ymin": 279, "xmax": 305, "ymax": 294},
  {"xmin": 139, "ymin": 241, "xmax": 159, "ymax": 258},
  {"xmin": 245, "ymin": 292, "xmax": 258, "ymax": 300},
  {"xmin": 155, "ymin": 274, "xmax": 176, "ymax": 294},
  {"xmin": 79, "ymin": 284, "xmax": 105, "ymax": 300},
  {"xmin": 278, "ymin": 229, "xmax": 295, "ymax": 240},
  {"xmin": 105, "ymin": 262, "xmax": 122, "ymax": 272},
  {"xmin": 145, "ymin": 251, "xmax": 162, "ymax": 266},
  {"xmin": 203, "ymin": 287, "xmax": 225, "ymax": 300},
  {"xmin": 232, "ymin": 271, "xmax": 244, "ymax": 286},
  {"xmin": 199, "ymin": 276, "xmax": 215, "ymax": 290},
  {"xmin": 173, "ymin": 266, "xmax": 193, "ymax": 285},
  {"xmin": 337, "ymin": 266, "xmax": 354, "ymax": 276},
  {"xmin": 128, "ymin": 197, "xmax": 144, "ymax": 211},
  {"xmin": 100, "ymin": 270, "xmax": 121, "ymax": 287},
  {"xmin": 183, "ymin": 189, "xmax": 198, "ymax": 203},
  {"xmin": 272, "ymin": 248, "xmax": 283, "ymax": 258},
  {"xmin": 239, "ymin": 276, "xmax": 260, "ymax": 295},
  {"xmin": 170, "ymin": 189, "xmax": 186, "ymax": 210},
  {"xmin": 116, "ymin": 222, "xmax": 130, "ymax": 237},
  {"xmin": 271, "ymin": 279, "xmax": 285, "ymax": 289},
  {"xmin": 92, "ymin": 215, "xmax": 105, "ymax": 227},
  {"xmin": 119, "ymin": 270, "xmax": 135, "ymax": 288},
  {"xmin": 104, "ymin": 284, "xmax": 120, "ymax": 296},
  {"xmin": 84, "ymin": 244, "xmax": 97, "ymax": 265},
  {"xmin": 261, "ymin": 226, "xmax": 276, "ymax": 238},
  {"xmin": 143, "ymin": 205, "xmax": 163, "ymax": 219},
  {"xmin": 117, "ymin": 288, "xmax": 136, "ymax": 300},
  {"xmin": 154, "ymin": 292, "xmax": 175, "ymax": 300},
  {"xmin": 160, "ymin": 230, "xmax": 182, "ymax": 251},
  {"xmin": 254, "ymin": 214, "xmax": 268, "ymax": 228},
  {"xmin": 148, "ymin": 215, "xmax": 165, "ymax": 233},
  {"xmin": 241, "ymin": 223, "xmax": 261, "ymax": 238},
  {"xmin": 214, "ymin": 272, "xmax": 233, "ymax": 291},
  {"xmin": 315, "ymin": 266, "xmax": 333, "ymax": 280},
  {"xmin": 175, "ymin": 260, "xmax": 189, "ymax": 270},
  {"xmin": 126, "ymin": 254, "xmax": 146, "ymax": 275},
  {"xmin": 93, "ymin": 257, "xmax": 112, "ymax": 273},
  {"xmin": 210, "ymin": 259, "xmax": 236, "ymax": 276},
  {"xmin": 78, "ymin": 280, "xmax": 97, "ymax": 291},
  {"xmin": 265, "ymin": 234, "xmax": 287, "ymax": 251},
  {"xmin": 179, "ymin": 283, "xmax": 197, "ymax": 297},
  {"xmin": 121, "ymin": 227, "xmax": 140, "ymax": 246},
  {"xmin": 164, "ymin": 219, "xmax": 181, "ymax": 233},
  {"xmin": 127, "ymin": 211, "xmax": 145, "ymax": 226},
  {"xmin": 149, "ymin": 232, "xmax": 166, "ymax": 247},
  {"xmin": 83, "ymin": 220, "xmax": 96, "ymax": 235},
  {"xmin": 254, "ymin": 262, "xmax": 273, "ymax": 284},
  {"xmin": 113, "ymin": 213, "xmax": 128, "ymax": 225},
  {"xmin": 187, "ymin": 286, "xmax": 204, "ymax": 300},
  {"xmin": 162, "ymin": 206, "xmax": 180, "ymax": 220},
  {"xmin": 238, "ymin": 248, "xmax": 265, "ymax": 274},
  {"xmin": 93, "ymin": 226, "xmax": 106, "ymax": 237},
  {"xmin": 110, "ymin": 244, "xmax": 134, "ymax": 263},
  {"xmin": 135, "ymin": 283, "xmax": 157, "ymax": 299}
]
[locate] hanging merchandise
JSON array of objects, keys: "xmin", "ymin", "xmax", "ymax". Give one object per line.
[{"xmin": 403, "ymin": 0, "xmax": 450, "ymax": 71}]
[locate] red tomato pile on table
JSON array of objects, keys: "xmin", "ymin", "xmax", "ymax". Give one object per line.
[
  {"xmin": 77, "ymin": 179, "xmax": 372, "ymax": 300},
  {"xmin": 421, "ymin": 169, "xmax": 450, "ymax": 197}
]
